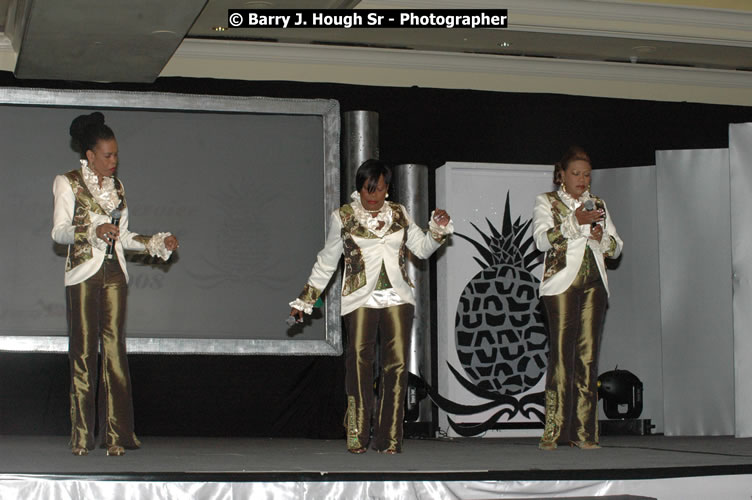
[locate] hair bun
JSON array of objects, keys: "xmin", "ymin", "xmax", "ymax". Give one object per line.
[
  {"xmin": 69, "ymin": 112, "xmax": 111, "ymax": 155},
  {"xmin": 88, "ymin": 111, "xmax": 105, "ymax": 126},
  {"xmin": 70, "ymin": 111, "xmax": 105, "ymax": 135}
]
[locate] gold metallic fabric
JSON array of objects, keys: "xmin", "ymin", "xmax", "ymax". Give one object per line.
[
  {"xmin": 338, "ymin": 203, "xmax": 415, "ymax": 296},
  {"xmin": 297, "ymin": 283, "xmax": 323, "ymax": 305},
  {"xmin": 343, "ymin": 304, "xmax": 414, "ymax": 452},
  {"xmin": 66, "ymin": 258, "xmax": 140, "ymax": 451},
  {"xmin": 375, "ymin": 261, "xmax": 393, "ymax": 290},
  {"xmin": 341, "ymin": 231, "xmax": 367, "ymax": 297},
  {"xmin": 397, "ymin": 229, "xmax": 414, "ymax": 287},
  {"xmin": 577, "ymin": 247, "xmax": 599, "ymax": 282},
  {"xmin": 63, "ymin": 169, "xmax": 126, "ymax": 271},
  {"xmin": 542, "ymin": 192, "xmax": 571, "ymax": 280},
  {"xmin": 540, "ymin": 268, "xmax": 607, "ymax": 445}
]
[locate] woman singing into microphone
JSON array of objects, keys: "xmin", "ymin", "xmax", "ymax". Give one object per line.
[
  {"xmin": 52, "ymin": 112, "xmax": 179, "ymax": 456},
  {"xmin": 533, "ymin": 146, "xmax": 623, "ymax": 450}
]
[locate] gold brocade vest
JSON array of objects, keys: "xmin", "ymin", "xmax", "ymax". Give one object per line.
[
  {"xmin": 63, "ymin": 169, "xmax": 125, "ymax": 272},
  {"xmin": 339, "ymin": 202, "xmax": 414, "ymax": 296},
  {"xmin": 542, "ymin": 191, "xmax": 604, "ymax": 281}
]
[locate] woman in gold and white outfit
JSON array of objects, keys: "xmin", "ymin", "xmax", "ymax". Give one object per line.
[
  {"xmin": 52, "ymin": 112, "xmax": 178, "ymax": 456},
  {"xmin": 532, "ymin": 146, "xmax": 623, "ymax": 450},
  {"xmin": 290, "ymin": 159, "xmax": 452, "ymax": 454}
]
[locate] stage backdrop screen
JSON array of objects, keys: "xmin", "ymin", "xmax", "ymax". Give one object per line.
[{"xmin": 0, "ymin": 88, "xmax": 341, "ymax": 355}]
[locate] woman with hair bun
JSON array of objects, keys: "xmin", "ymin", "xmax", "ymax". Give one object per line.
[
  {"xmin": 51, "ymin": 112, "xmax": 179, "ymax": 457},
  {"xmin": 532, "ymin": 146, "xmax": 623, "ymax": 451}
]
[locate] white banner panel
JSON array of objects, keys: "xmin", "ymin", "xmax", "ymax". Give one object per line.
[
  {"xmin": 729, "ymin": 123, "xmax": 752, "ymax": 437},
  {"xmin": 592, "ymin": 166, "xmax": 664, "ymax": 433},
  {"xmin": 436, "ymin": 162, "xmax": 552, "ymax": 437},
  {"xmin": 656, "ymin": 149, "xmax": 734, "ymax": 436}
]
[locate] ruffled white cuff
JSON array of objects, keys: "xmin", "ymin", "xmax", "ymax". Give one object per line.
[
  {"xmin": 87, "ymin": 212, "xmax": 111, "ymax": 252},
  {"xmin": 428, "ymin": 210, "xmax": 455, "ymax": 236},
  {"xmin": 561, "ymin": 212, "xmax": 584, "ymax": 240},
  {"xmin": 598, "ymin": 233, "xmax": 614, "ymax": 255},
  {"xmin": 145, "ymin": 232, "xmax": 174, "ymax": 261},
  {"xmin": 289, "ymin": 298, "xmax": 314, "ymax": 315},
  {"xmin": 86, "ymin": 224, "xmax": 108, "ymax": 252}
]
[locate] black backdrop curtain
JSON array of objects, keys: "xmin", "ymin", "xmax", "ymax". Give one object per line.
[{"xmin": 1, "ymin": 71, "xmax": 751, "ymax": 438}]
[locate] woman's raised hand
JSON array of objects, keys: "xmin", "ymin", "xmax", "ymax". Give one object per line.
[
  {"xmin": 96, "ymin": 223, "xmax": 119, "ymax": 244},
  {"xmin": 433, "ymin": 209, "xmax": 451, "ymax": 227},
  {"xmin": 574, "ymin": 205, "xmax": 604, "ymax": 226}
]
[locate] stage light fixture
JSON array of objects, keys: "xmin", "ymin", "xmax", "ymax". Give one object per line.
[{"xmin": 597, "ymin": 368, "xmax": 643, "ymax": 419}]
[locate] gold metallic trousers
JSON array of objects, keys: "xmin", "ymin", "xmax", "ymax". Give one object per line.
[
  {"xmin": 540, "ymin": 275, "xmax": 607, "ymax": 445},
  {"xmin": 343, "ymin": 304, "xmax": 414, "ymax": 452},
  {"xmin": 66, "ymin": 258, "xmax": 140, "ymax": 451}
]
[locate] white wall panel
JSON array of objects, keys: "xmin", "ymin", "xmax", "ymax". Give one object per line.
[
  {"xmin": 592, "ymin": 166, "xmax": 664, "ymax": 433},
  {"xmin": 656, "ymin": 149, "xmax": 734, "ymax": 436},
  {"xmin": 729, "ymin": 123, "xmax": 752, "ymax": 437}
]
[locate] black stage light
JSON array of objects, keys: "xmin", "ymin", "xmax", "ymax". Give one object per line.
[{"xmin": 597, "ymin": 368, "xmax": 643, "ymax": 419}]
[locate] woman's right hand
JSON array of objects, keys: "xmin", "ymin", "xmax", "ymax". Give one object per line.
[
  {"xmin": 96, "ymin": 223, "xmax": 120, "ymax": 244},
  {"xmin": 574, "ymin": 205, "xmax": 604, "ymax": 226},
  {"xmin": 290, "ymin": 308, "xmax": 304, "ymax": 323}
]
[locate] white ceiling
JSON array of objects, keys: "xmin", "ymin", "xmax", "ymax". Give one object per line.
[
  {"xmin": 0, "ymin": 0, "xmax": 750, "ymax": 82},
  {"xmin": 186, "ymin": 0, "xmax": 752, "ymax": 71}
]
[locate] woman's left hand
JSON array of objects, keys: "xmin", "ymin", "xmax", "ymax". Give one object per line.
[
  {"xmin": 433, "ymin": 209, "xmax": 451, "ymax": 227},
  {"xmin": 590, "ymin": 224, "xmax": 603, "ymax": 243},
  {"xmin": 164, "ymin": 235, "xmax": 179, "ymax": 251}
]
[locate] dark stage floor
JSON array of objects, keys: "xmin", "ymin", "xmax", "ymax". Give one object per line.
[{"xmin": 1, "ymin": 435, "xmax": 752, "ymax": 482}]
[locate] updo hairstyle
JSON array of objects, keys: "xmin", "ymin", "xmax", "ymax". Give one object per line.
[
  {"xmin": 553, "ymin": 146, "xmax": 591, "ymax": 186},
  {"xmin": 69, "ymin": 112, "xmax": 115, "ymax": 159}
]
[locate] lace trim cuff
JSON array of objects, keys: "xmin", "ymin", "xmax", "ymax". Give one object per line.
[
  {"xmin": 145, "ymin": 232, "xmax": 173, "ymax": 260},
  {"xmin": 290, "ymin": 283, "xmax": 322, "ymax": 314},
  {"xmin": 600, "ymin": 234, "xmax": 617, "ymax": 256},
  {"xmin": 561, "ymin": 212, "xmax": 583, "ymax": 240},
  {"xmin": 87, "ymin": 212, "xmax": 111, "ymax": 251},
  {"xmin": 289, "ymin": 298, "xmax": 314, "ymax": 315},
  {"xmin": 87, "ymin": 224, "xmax": 108, "ymax": 252}
]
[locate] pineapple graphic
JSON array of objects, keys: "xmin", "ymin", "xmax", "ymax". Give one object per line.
[{"xmin": 454, "ymin": 191, "xmax": 547, "ymax": 396}]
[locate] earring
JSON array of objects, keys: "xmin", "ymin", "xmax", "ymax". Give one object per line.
[{"xmin": 385, "ymin": 193, "xmax": 389, "ymax": 198}]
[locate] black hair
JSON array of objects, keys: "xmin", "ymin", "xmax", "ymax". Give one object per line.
[
  {"xmin": 355, "ymin": 159, "xmax": 392, "ymax": 193},
  {"xmin": 69, "ymin": 112, "xmax": 115, "ymax": 159}
]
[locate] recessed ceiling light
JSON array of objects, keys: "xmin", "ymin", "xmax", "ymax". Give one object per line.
[
  {"xmin": 632, "ymin": 45, "xmax": 656, "ymax": 54},
  {"xmin": 151, "ymin": 30, "xmax": 178, "ymax": 37}
]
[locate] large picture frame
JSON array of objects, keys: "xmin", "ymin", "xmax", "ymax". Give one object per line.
[{"xmin": 0, "ymin": 87, "xmax": 342, "ymax": 355}]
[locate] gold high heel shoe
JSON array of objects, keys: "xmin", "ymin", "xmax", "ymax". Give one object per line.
[
  {"xmin": 106, "ymin": 445, "xmax": 125, "ymax": 456},
  {"xmin": 72, "ymin": 447, "xmax": 88, "ymax": 456},
  {"xmin": 377, "ymin": 447, "xmax": 399, "ymax": 455},
  {"xmin": 569, "ymin": 441, "xmax": 600, "ymax": 449},
  {"xmin": 538, "ymin": 441, "xmax": 558, "ymax": 450}
]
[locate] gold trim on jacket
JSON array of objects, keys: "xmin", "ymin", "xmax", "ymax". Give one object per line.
[
  {"xmin": 338, "ymin": 202, "xmax": 413, "ymax": 297},
  {"xmin": 63, "ymin": 169, "xmax": 126, "ymax": 272},
  {"xmin": 542, "ymin": 191, "xmax": 608, "ymax": 281}
]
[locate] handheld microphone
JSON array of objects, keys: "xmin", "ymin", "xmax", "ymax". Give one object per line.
[
  {"xmin": 105, "ymin": 208, "xmax": 121, "ymax": 260},
  {"xmin": 583, "ymin": 199, "xmax": 598, "ymax": 228}
]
